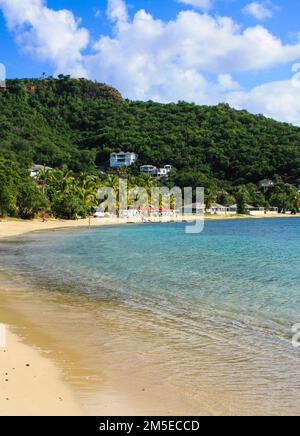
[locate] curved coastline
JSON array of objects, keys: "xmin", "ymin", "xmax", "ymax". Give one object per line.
[{"xmin": 1, "ymin": 215, "xmax": 300, "ymax": 416}]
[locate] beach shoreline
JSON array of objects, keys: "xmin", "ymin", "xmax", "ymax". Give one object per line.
[
  {"xmin": 0, "ymin": 328, "xmax": 84, "ymax": 416},
  {"xmin": 1, "ymin": 212, "xmax": 299, "ymax": 239},
  {"xmin": 0, "ymin": 213, "xmax": 300, "ymax": 416},
  {"xmin": 0, "ymin": 216, "xmax": 206, "ymax": 416},
  {"xmin": 0, "ymin": 219, "xmax": 96, "ymax": 416}
]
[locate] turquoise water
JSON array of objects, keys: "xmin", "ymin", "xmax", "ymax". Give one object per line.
[{"xmin": 2, "ymin": 218, "xmax": 300, "ymax": 414}]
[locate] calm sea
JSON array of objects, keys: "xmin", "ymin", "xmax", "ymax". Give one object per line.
[{"xmin": 1, "ymin": 218, "xmax": 300, "ymax": 415}]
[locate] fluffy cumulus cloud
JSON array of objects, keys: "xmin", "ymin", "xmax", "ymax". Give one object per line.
[
  {"xmin": 83, "ymin": 0, "xmax": 300, "ymax": 119},
  {"xmin": 243, "ymin": 2, "xmax": 274, "ymax": 20},
  {"xmin": 107, "ymin": 0, "xmax": 128, "ymax": 29},
  {"xmin": 1, "ymin": 0, "xmax": 300, "ymax": 124},
  {"xmin": 228, "ymin": 79, "xmax": 300, "ymax": 126},
  {"xmin": 0, "ymin": 0, "xmax": 89, "ymax": 76},
  {"xmin": 88, "ymin": 4, "xmax": 300, "ymax": 76}
]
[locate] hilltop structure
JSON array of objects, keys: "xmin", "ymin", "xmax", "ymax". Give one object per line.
[
  {"xmin": 110, "ymin": 152, "xmax": 138, "ymax": 168},
  {"xmin": 140, "ymin": 164, "xmax": 172, "ymax": 179}
]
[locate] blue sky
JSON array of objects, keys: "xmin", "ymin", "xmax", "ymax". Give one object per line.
[{"xmin": 1, "ymin": 0, "xmax": 300, "ymax": 124}]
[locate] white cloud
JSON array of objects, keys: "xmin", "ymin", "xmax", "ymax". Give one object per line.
[
  {"xmin": 177, "ymin": 0, "xmax": 213, "ymax": 11},
  {"xmin": 107, "ymin": 0, "xmax": 129, "ymax": 30},
  {"xmin": 227, "ymin": 78, "xmax": 300, "ymax": 125},
  {"xmin": 243, "ymin": 2, "xmax": 274, "ymax": 20},
  {"xmin": 218, "ymin": 74, "xmax": 241, "ymax": 91},
  {"xmin": 0, "ymin": 0, "xmax": 89, "ymax": 76},
  {"xmin": 85, "ymin": 2, "xmax": 300, "ymax": 104},
  {"xmin": 1, "ymin": 0, "xmax": 300, "ymax": 124}
]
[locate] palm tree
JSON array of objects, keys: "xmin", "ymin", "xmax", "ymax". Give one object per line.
[
  {"xmin": 76, "ymin": 174, "xmax": 100, "ymax": 209},
  {"xmin": 101, "ymin": 174, "xmax": 121, "ymax": 215}
]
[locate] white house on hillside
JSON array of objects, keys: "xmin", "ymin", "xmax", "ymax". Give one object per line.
[
  {"xmin": 140, "ymin": 165, "xmax": 157, "ymax": 175},
  {"xmin": 140, "ymin": 164, "xmax": 172, "ymax": 178},
  {"xmin": 29, "ymin": 164, "xmax": 53, "ymax": 179},
  {"xmin": 156, "ymin": 167, "xmax": 169, "ymax": 178},
  {"xmin": 157, "ymin": 165, "xmax": 172, "ymax": 178},
  {"xmin": 110, "ymin": 152, "xmax": 138, "ymax": 168}
]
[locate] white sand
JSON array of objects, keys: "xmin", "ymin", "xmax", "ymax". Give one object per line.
[
  {"xmin": 0, "ymin": 329, "xmax": 83, "ymax": 416},
  {"xmin": 0, "ymin": 213, "xmax": 298, "ymax": 416},
  {"xmin": 1, "ymin": 213, "xmax": 298, "ymax": 239}
]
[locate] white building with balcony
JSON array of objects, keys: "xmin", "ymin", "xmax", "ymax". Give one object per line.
[
  {"xmin": 140, "ymin": 164, "xmax": 173, "ymax": 178},
  {"xmin": 110, "ymin": 152, "xmax": 138, "ymax": 168},
  {"xmin": 140, "ymin": 165, "xmax": 157, "ymax": 175}
]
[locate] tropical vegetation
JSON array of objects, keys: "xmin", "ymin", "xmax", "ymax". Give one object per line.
[{"xmin": 0, "ymin": 75, "xmax": 300, "ymax": 219}]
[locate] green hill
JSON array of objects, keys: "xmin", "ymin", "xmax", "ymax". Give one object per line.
[
  {"xmin": 1, "ymin": 75, "xmax": 300, "ymax": 190},
  {"xmin": 1, "ymin": 75, "xmax": 300, "ymax": 218}
]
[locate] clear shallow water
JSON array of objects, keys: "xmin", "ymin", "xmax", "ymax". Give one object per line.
[{"xmin": 1, "ymin": 218, "xmax": 300, "ymax": 415}]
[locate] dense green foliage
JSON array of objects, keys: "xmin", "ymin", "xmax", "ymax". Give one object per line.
[
  {"xmin": 0, "ymin": 157, "xmax": 20, "ymax": 216},
  {"xmin": 17, "ymin": 181, "xmax": 49, "ymax": 219},
  {"xmin": 0, "ymin": 157, "xmax": 49, "ymax": 218},
  {"xmin": 0, "ymin": 75, "xmax": 300, "ymax": 218}
]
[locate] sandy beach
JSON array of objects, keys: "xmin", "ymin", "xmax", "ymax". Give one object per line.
[
  {"xmin": 0, "ymin": 216, "xmax": 189, "ymax": 239},
  {"xmin": 0, "ymin": 218, "xmax": 98, "ymax": 416},
  {"xmin": 0, "ymin": 216, "xmax": 195, "ymax": 416},
  {"xmin": 0, "ymin": 217, "xmax": 120, "ymax": 238},
  {"xmin": 0, "ymin": 213, "xmax": 299, "ymax": 416},
  {"xmin": 0, "ymin": 212, "xmax": 297, "ymax": 239},
  {"xmin": 0, "ymin": 329, "xmax": 83, "ymax": 416}
]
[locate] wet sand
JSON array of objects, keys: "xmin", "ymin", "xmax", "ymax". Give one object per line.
[
  {"xmin": 0, "ymin": 329, "xmax": 83, "ymax": 416},
  {"xmin": 0, "ymin": 276, "xmax": 214, "ymax": 416},
  {"xmin": 0, "ymin": 215, "xmax": 299, "ymax": 416},
  {"xmin": 0, "ymin": 213, "xmax": 298, "ymax": 238},
  {"xmin": 0, "ymin": 217, "xmax": 210, "ymax": 416}
]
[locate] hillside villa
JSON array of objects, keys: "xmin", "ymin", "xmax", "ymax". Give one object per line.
[
  {"xmin": 140, "ymin": 164, "xmax": 172, "ymax": 178},
  {"xmin": 140, "ymin": 165, "xmax": 157, "ymax": 175}
]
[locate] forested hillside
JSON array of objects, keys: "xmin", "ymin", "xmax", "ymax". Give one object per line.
[
  {"xmin": 1, "ymin": 75, "xmax": 300, "ymax": 218},
  {"xmin": 1, "ymin": 75, "xmax": 300, "ymax": 185}
]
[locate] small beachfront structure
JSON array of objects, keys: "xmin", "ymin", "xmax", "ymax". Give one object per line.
[
  {"xmin": 120, "ymin": 206, "xmax": 176, "ymax": 219},
  {"xmin": 110, "ymin": 152, "xmax": 138, "ymax": 168},
  {"xmin": 228, "ymin": 204, "xmax": 239, "ymax": 214},
  {"xmin": 229, "ymin": 204, "xmax": 279, "ymax": 215},
  {"xmin": 228, "ymin": 204, "xmax": 257, "ymax": 214},
  {"xmin": 206, "ymin": 203, "xmax": 229, "ymax": 215}
]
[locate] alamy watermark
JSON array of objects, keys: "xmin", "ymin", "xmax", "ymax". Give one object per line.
[
  {"xmin": 96, "ymin": 180, "xmax": 205, "ymax": 234},
  {"xmin": 0, "ymin": 324, "xmax": 6, "ymax": 348}
]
